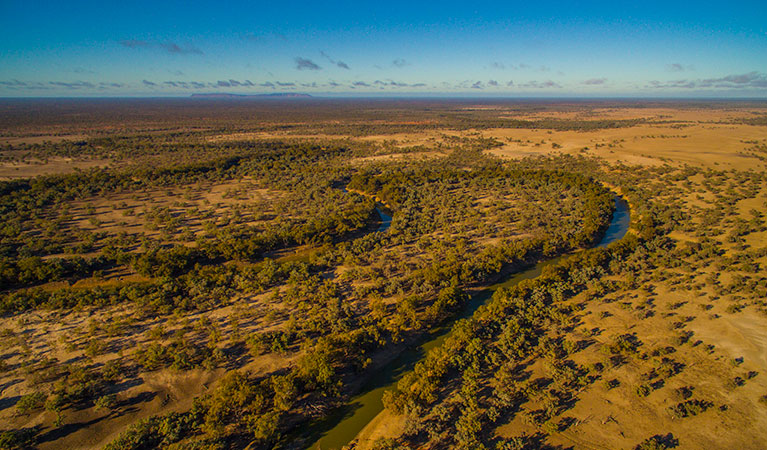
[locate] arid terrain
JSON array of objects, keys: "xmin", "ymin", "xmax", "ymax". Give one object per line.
[{"xmin": 0, "ymin": 99, "xmax": 766, "ymax": 450}]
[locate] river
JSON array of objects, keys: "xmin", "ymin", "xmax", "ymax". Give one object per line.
[{"xmin": 302, "ymin": 195, "xmax": 631, "ymax": 449}]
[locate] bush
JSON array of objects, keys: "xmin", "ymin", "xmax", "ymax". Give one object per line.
[
  {"xmin": 15, "ymin": 392, "xmax": 47, "ymax": 415},
  {"xmin": 101, "ymin": 359, "xmax": 125, "ymax": 382},
  {"xmin": 495, "ymin": 434, "xmax": 536, "ymax": 450},
  {"xmin": 634, "ymin": 383, "xmax": 652, "ymax": 397},
  {"xmin": 0, "ymin": 428, "xmax": 38, "ymax": 450},
  {"xmin": 104, "ymin": 411, "xmax": 201, "ymax": 450},
  {"xmin": 372, "ymin": 438, "xmax": 408, "ymax": 450},
  {"xmin": 672, "ymin": 386, "xmax": 693, "ymax": 401},
  {"xmin": 726, "ymin": 376, "xmax": 745, "ymax": 389},
  {"xmin": 95, "ymin": 394, "xmax": 118, "ymax": 411},
  {"xmin": 606, "ymin": 334, "xmax": 641, "ymax": 355},
  {"xmin": 669, "ymin": 399, "xmax": 713, "ymax": 418},
  {"xmin": 635, "ymin": 433, "xmax": 677, "ymax": 450}
]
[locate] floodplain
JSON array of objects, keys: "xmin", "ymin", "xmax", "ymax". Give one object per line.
[{"xmin": 0, "ymin": 99, "xmax": 766, "ymax": 450}]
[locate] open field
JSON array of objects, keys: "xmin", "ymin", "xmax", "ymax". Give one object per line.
[{"xmin": 0, "ymin": 99, "xmax": 766, "ymax": 450}]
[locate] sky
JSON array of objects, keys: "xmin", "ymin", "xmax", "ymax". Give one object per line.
[{"xmin": 1, "ymin": 0, "xmax": 766, "ymax": 97}]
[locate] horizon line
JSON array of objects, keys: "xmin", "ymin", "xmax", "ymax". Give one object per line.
[{"xmin": 2, "ymin": 95, "xmax": 767, "ymax": 101}]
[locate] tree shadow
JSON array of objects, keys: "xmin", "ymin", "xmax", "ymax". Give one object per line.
[
  {"xmin": 222, "ymin": 341, "xmax": 250, "ymax": 368},
  {"xmin": 0, "ymin": 377, "xmax": 22, "ymax": 393},
  {"xmin": 0, "ymin": 394, "xmax": 21, "ymax": 412},
  {"xmin": 576, "ymin": 338, "xmax": 596, "ymax": 351},
  {"xmin": 111, "ymin": 376, "xmax": 144, "ymax": 395},
  {"xmin": 35, "ymin": 415, "xmax": 108, "ymax": 444},
  {"xmin": 117, "ymin": 390, "xmax": 157, "ymax": 410}
]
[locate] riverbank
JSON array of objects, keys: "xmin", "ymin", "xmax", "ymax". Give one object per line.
[{"xmin": 304, "ymin": 195, "xmax": 630, "ymax": 449}]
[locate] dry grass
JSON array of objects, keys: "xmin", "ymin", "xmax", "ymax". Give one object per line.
[{"xmin": 0, "ymin": 157, "xmax": 112, "ymax": 180}]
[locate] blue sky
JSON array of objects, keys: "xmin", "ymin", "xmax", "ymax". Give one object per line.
[{"xmin": 1, "ymin": 0, "xmax": 766, "ymax": 97}]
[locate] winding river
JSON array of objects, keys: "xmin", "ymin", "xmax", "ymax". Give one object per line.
[{"xmin": 303, "ymin": 195, "xmax": 631, "ymax": 449}]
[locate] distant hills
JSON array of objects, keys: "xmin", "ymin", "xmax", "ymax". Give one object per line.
[{"xmin": 190, "ymin": 93, "xmax": 312, "ymax": 98}]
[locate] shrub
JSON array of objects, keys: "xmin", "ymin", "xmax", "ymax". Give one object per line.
[
  {"xmin": 634, "ymin": 383, "xmax": 652, "ymax": 397},
  {"xmin": 101, "ymin": 359, "xmax": 125, "ymax": 382},
  {"xmin": 635, "ymin": 433, "xmax": 677, "ymax": 450},
  {"xmin": 606, "ymin": 334, "xmax": 641, "ymax": 355},
  {"xmin": 15, "ymin": 392, "xmax": 47, "ymax": 415},
  {"xmin": 727, "ymin": 376, "xmax": 745, "ymax": 389},
  {"xmin": 95, "ymin": 394, "xmax": 118, "ymax": 411},
  {"xmin": 104, "ymin": 410, "xmax": 201, "ymax": 450},
  {"xmin": 669, "ymin": 399, "xmax": 713, "ymax": 418},
  {"xmin": 372, "ymin": 438, "xmax": 408, "ymax": 450},
  {"xmin": 672, "ymin": 386, "xmax": 693, "ymax": 401},
  {"xmin": 0, "ymin": 428, "xmax": 38, "ymax": 450}
]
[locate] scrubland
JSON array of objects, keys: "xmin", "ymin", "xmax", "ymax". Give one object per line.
[{"xmin": 0, "ymin": 99, "xmax": 765, "ymax": 450}]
